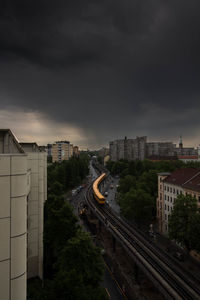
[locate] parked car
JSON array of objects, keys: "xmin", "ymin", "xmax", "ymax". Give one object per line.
[{"xmin": 110, "ymin": 184, "xmax": 114, "ymax": 189}]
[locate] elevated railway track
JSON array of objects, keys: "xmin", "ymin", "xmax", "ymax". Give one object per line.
[{"xmin": 85, "ymin": 175, "xmax": 200, "ymax": 300}]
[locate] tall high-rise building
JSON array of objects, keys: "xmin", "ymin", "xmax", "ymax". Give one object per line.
[
  {"xmin": 0, "ymin": 130, "xmax": 47, "ymax": 300},
  {"xmin": 109, "ymin": 136, "xmax": 147, "ymax": 161}
]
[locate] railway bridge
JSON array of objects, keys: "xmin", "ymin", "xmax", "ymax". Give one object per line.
[{"xmin": 84, "ymin": 173, "xmax": 200, "ymax": 300}]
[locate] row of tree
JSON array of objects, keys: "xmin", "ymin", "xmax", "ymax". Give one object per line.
[
  {"xmin": 107, "ymin": 159, "xmax": 200, "ymax": 178},
  {"xmin": 28, "ymin": 155, "xmax": 108, "ymax": 299},
  {"xmin": 48, "ymin": 153, "xmax": 90, "ymax": 194}
]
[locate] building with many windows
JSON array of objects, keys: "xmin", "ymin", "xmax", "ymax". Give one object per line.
[
  {"xmin": 52, "ymin": 141, "xmax": 71, "ymax": 163},
  {"xmin": 0, "ymin": 130, "xmax": 47, "ymax": 300},
  {"xmin": 157, "ymin": 168, "xmax": 200, "ymax": 234},
  {"xmin": 109, "ymin": 135, "xmax": 198, "ymax": 162},
  {"xmin": 109, "ymin": 136, "xmax": 147, "ymax": 161}
]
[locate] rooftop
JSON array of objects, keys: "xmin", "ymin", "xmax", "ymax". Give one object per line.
[{"xmin": 164, "ymin": 168, "xmax": 200, "ymax": 191}]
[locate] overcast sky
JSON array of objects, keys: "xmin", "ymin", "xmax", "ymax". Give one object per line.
[{"xmin": 0, "ymin": 0, "xmax": 200, "ymax": 149}]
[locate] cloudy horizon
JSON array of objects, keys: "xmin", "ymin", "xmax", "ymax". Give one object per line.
[{"xmin": 1, "ymin": 1, "xmax": 200, "ymax": 149}]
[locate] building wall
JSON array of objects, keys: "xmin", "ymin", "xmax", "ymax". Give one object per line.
[
  {"xmin": 73, "ymin": 146, "xmax": 79, "ymax": 157},
  {"xmin": 157, "ymin": 173, "xmax": 170, "ymax": 233},
  {"xmin": 0, "ymin": 154, "xmax": 28, "ymax": 300},
  {"xmin": 184, "ymin": 188, "xmax": 200, "ymax": 209},
  {"xmin": 162, "ymin": 183, "xmax": 184, "ymax": 234},
  {"xmin": 146, "ymin": 142, "xmax": 176, "ymax": 157},
  {"xmin": 0, "ymin": 131, "xmax": 23, "ymax": 154},
  {"xmin": 52, "ymin": 142, "xmax": 70, "ymax": 162},
  {"xmin": 70, "ymin": 144, "xmax": 73, "ymax": 157},
  {"xmin": 26, "ymin": 151, "xmax": 47, "ymax": 279},
  {"xmin": 109, "ymin": 136, "xmax": 147, "ymax": 161}
]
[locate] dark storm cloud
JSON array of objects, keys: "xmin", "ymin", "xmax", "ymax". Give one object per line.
[{"xmin": 0, "ymin": 0, "xmax": 200, "ymax": 146}]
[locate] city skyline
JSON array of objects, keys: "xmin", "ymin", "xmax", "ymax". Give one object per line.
[{"xmin": 1, "ymin": 1, "xmax": 200, "ymax": 149}]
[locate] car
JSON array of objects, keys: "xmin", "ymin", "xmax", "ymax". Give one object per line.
[
  {"xmin": 110, "ymin": 184, "xmax": 114, "ymax": 189},
  {"xmin": 104, "ymin": 192, "xmax": 108, "ymax": 196}
]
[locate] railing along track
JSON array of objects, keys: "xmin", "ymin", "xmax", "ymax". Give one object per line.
[{"xmin": 85, "ymin": 182, "xmax": 200, "ymax": 300}]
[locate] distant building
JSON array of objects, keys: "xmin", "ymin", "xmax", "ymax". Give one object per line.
[
  {"xmin": 109, "ymin": 135, "xmax": 198, "ymax": 162},
  {"xmin": 157, "ymin": 168, "xmax": 200, "ymax": 235},
  {"xmin": 178, "ymin": 155, "xmax": 198, "ymax": 163},
  {"xmin": 73, "ymin": 146, "xmax": 79, "ymax": 157},
  {"xmin": 0, "ymin": 130, "xmax": 47, "ymax": 300},
  {"xmin": 70, "ymin": 144, "xmax": 73, "ymax": 157},
  {"xmin": 174, "ymin": 135, "xmax": 197, "ymax": 156},
  {"xmin": 46, "ymin": 143, "xmax": 52, "ymax": 158},
  {"xmin": 109, "ymin": 136, "xmax": 147, "ymax": 161},
  {"xmin": 146, "ymin": 142, "xmax": 176, "ymax": 158},
  {"xmin": 52, "ymin": 141, "xmax": 71, "ymax": 163}
]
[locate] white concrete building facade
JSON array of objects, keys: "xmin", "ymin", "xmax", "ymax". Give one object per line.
[
  {"xmin": 0, "ymin": 130, "xmax": 47, "ymax": 300},
  {"xmin": 20, "ymin": 143, "xmax": 47, "ymax": 279},
  {"xmin": 157, "ymin": 168, "xmax": 200, "ymax": 235}
]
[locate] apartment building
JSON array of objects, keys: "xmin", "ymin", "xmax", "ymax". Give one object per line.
[
  {"xmin": 52, "ymin": 141, "xmax": 71, "ymax": 163},
  {"xmin": 0, "ymin": 130, "xmax": 47, "ymax": 300},
  {"xmin": 110, "ymin": 135, "xmax": 198, "ymax": 162},
  {"xmin": 146, "ymin": 142, "xmax": 176, "ymax": 158},
  {"xmin": 109, "ymin": 136, "xmax": 147, "ymax": 161},
  {"xmin": 157, "ymin": 168, "xmax": 200, "ymax": 235},
  {"xmin": 20, "ymin": 143, "xmax": 47, "ymax": 279},
  {"xmin": 73, "ymin": 146, "xmax": 79, "ymax": 157}
]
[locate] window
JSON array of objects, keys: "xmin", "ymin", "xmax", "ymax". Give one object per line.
[
  {"xmin": 177, "ymin": 190, "xmax": 179, "ymax": 195},
  {"xmin": 160, "ymin": 193, "xmax": 162, "ymax": 200},
  {"xmin": 165, "ymin": 204, "xmax": 166, "ymax": 210},
  {"xmin": 165, "ymin": 214, "xmax": 167, "ymax": 220},
  {"xmin": 168, "ymin": 196, "xmax": 169, "ymax": 201},
  {"xmin": 168, "ymin": 206, "xmax": 169, "ymax": 211},
  {"xmin": 165, "ymin": 195, "xmax": 166, "ymax": 200},
  {"xmin": 171, "ymin": 207, "xmax": 172, "ymax": 212},
  {"xmin": 170, "ymin": 197, "xmax": 172, "ymax": 202},
  {"xmin": 167, "ymin": 186, "xmax": 169, "ymax": 192},
  {"xmin": 199, "ymin": 196, "xmax": 200, "ymax": 203},
  {"xmin": 180, "ymin": 190, "xmax": 182, "ymax": 195},
  {"xmin": 170, "ymin": 187, "xmax": 172, "ymax": 193},
  {"xmin": 164, "ymin": 186, "xmax": 166, "ymax": 191},
  {"xmin": 173, "ymin": 188, "xmax": 175, "ymax": 194},
  {"xmin": 160, "ymin": 185, "xmax": 162, "ymax": 190}
]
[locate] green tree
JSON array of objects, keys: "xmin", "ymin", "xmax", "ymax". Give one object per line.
[
  {"xmin": 168, "ymin": 194, "xmax": 198, "ymax": 250},
  {"xmin": 118, "ymin": 175, "xmax": 136, "ymax": 194},
  {"xmin": 44, "ymin": 199, "xmax": 79, "ymax": 276},
  {"xmin": 119, "ymin": 188, "xmax": 154, "ymax": 225},
  {"xmin": 189, "ymin": 213, "xmax": 200, "ymax": 253},
  {"xmin": 44, "ymin": 231, "xmax": 108, "ymax": 300}
]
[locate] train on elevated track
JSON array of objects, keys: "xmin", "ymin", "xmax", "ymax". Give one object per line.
[{"xmin": 92, "ymin": 173, "xmax": 106, "ymax": 204}]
